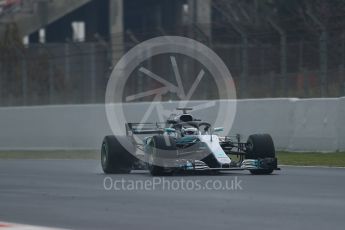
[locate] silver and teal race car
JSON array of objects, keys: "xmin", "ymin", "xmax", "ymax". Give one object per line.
[{"xmin": 101, "ymin": 108, "xmax": 280, "ymax": 176}]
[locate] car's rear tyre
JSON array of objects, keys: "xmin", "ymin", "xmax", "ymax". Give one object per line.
[
  {"xmin": 101, "ymin": 135, "xmax": 136, "ymax": 174},
  {"xmin": 246, "ymin": 134, "xmax": 275, "ymax": 175},
  {"xmin": 148, "ymin": 135, "xmax": 177, "ymax": 176}
]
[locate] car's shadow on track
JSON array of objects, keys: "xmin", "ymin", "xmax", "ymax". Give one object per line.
[{"xmin": 96, "ymin": 170, "xmax": 280, "ymax": 178}]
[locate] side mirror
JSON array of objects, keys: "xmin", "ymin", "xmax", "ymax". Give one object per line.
[
  {"xmin": 165, "ymin": 128, "xmax": 176, "ymax": 133},
  {"xmin": 213, "ymin": 127, "xmax": 224, "ymax": 133}
]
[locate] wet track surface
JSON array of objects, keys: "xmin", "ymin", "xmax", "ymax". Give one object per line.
[{"xmin": 0, "ymin": 160, "xmax": 344, "ymax": 230}]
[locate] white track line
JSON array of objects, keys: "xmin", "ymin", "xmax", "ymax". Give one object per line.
[{"xmin": 0, "ymin": 222, "xmax": 68, "ymax": 230}]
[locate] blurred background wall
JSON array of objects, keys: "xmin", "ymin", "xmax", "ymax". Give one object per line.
[{"xmin": 0, "ymin": 98, "xmax": 344, "ymax": 151}]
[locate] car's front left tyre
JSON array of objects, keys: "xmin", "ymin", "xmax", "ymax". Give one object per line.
[{"xmin": 245, "ymin": 134, "xmax": 276, "ymax": 175}]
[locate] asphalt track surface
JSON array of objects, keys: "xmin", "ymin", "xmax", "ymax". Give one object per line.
[{"xmin": 0, "ymin": 160, "xmax": 344, "ymax": 230}]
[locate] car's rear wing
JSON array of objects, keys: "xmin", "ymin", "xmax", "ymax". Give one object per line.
[{"xmin": 125, "ymin": 123, "xmax": 165, "ymax": 136}]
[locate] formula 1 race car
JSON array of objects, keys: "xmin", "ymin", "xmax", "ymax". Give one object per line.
[{"xmin": 101, "ymin": 108, "xmax": 280, "ymax": 176}]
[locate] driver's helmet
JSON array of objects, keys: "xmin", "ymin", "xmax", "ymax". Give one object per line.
[{"xmin": 182, "ymin": 127, "xmax": 198, "ymax": 136}]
